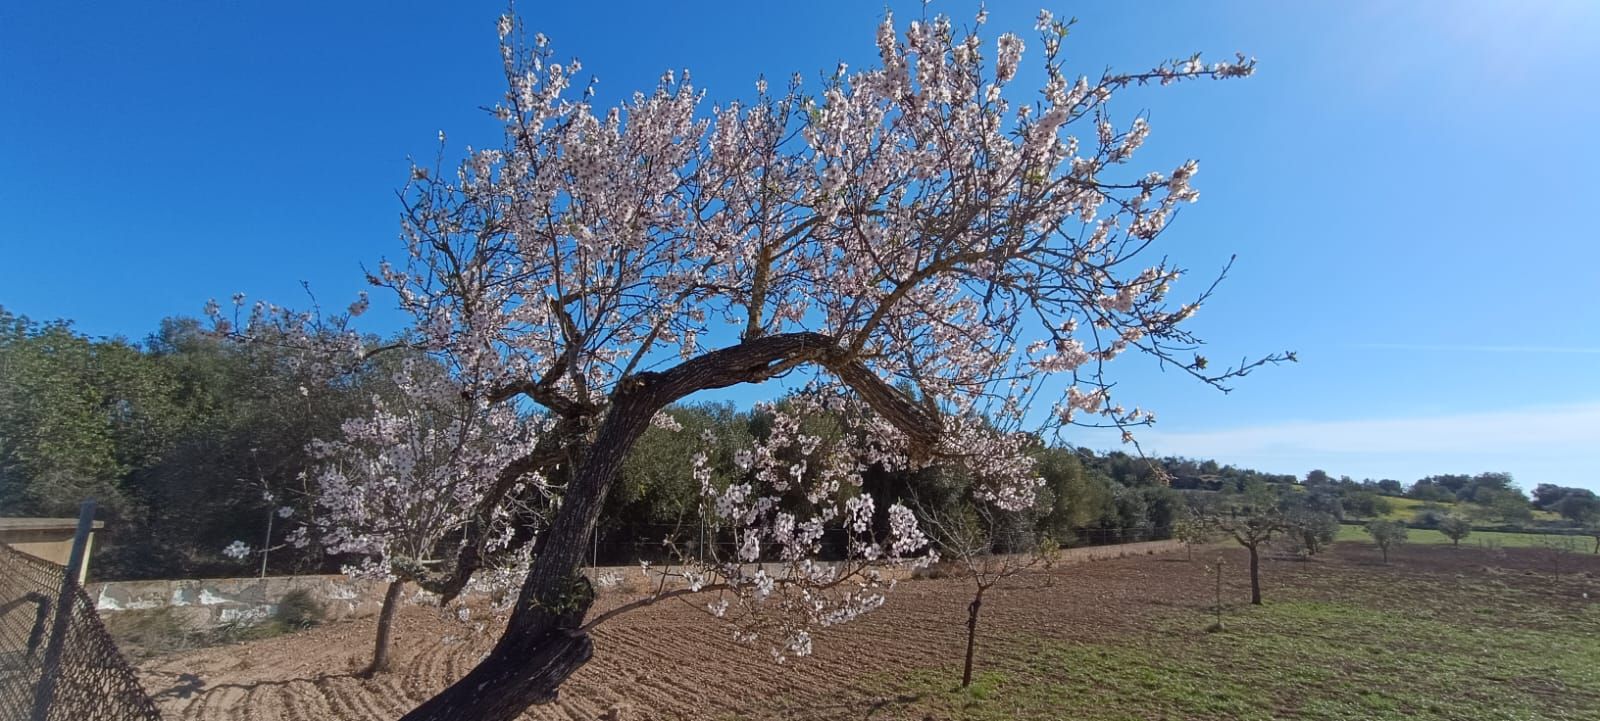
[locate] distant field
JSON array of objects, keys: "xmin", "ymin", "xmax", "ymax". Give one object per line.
[
  {"xmin": 1368, "ymin": 495, "xmax": 1564, "ymax": 523},
  {"xmin": 1336, "ymin": 524, "xmax": 1594, "ymax": 550}
]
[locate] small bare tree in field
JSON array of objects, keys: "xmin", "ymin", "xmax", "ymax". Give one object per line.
[
  {"xmin": 918, "ymin": 498, "xmax": 1057, "ymax": 688},
  {"xmin": 1536, "ymin": 535, "xmax": 1581, "ymax": 581},
  {"xmin": 1193, "ymin": 485, "xmax": 1290, "ymax": 605},
  {"xmin": 1205, "ymin": 555, "xmax": 1226, "ymax": 632},
  {"xmin": 1364, "ymin": 520, "xmax": 1408, "ymax": 564},
  {"xmin": 1437, "ymin": 515, "xmax": 1472, "ymax": 547}
]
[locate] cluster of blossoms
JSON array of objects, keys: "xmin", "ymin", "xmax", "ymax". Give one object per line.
[
  {"xmin": 304, "ymin": 360, "xmax": 546, "ymax": 586},
  {"xmin": 222, "ymin": 539, "xmax": 252, "ymax": 561},
  {"xmin": 360, "ymin": 7, "xmax": 1278, "ymax": 445},
  {"xmin": 638, "ymin": 388, "xmax": 1038, "ymax": 663}
]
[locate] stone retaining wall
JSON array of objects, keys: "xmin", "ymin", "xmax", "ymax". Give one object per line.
[
  {"xmin": 89, "ymin": 574, "xmax": 392, "ymax": 627},
  {"xmin": 91, "ymin": 539, "xmax": 1184, "ymax": 627}
]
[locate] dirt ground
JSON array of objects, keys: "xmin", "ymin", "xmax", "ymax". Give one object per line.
[{"xmin": 132, "ymin": 541, "xmax": 1600, "ymax": 721}]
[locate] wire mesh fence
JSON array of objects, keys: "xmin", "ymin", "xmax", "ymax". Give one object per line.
[{"xmin": 0, "ymin": 543, "xmax": 162, "ymax": 721}]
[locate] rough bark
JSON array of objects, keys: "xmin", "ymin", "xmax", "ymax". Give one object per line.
[
  {"xmin": 363, "ymin": 580, "xmax": 405, "ymax": 676},
  {"xmin": 1247, "ymin": 543, "xmax": 1262, "ymax": 605},
  {"xmin": 962, "ymin": 591, "xmax": 984, "ymax": 688}
]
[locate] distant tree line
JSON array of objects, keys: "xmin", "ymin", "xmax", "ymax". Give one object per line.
[
  {"xmin": 5, "ymin": 307, "xmax": 1594, "ymax": 579},
  {"xmin": 0, "ymin": 309, "xmax": 1184, "ymax": 580}
]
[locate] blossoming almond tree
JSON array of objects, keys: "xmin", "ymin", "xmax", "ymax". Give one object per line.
[
  {"xmin": 303, "ymin": 359, "xmax": 544, "ymax": 675},
  {"xmin": 218, "ymin": 8, "xmax": 1287, "ymax": 719}
]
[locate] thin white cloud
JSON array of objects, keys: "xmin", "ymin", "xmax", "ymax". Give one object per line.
[
  {"xmin": 1139, "ymin": 402, "xmax": 1600, "ymax": 459},
  {"xmin": 1353, "ymin": 343, "xmax": 1600, "ymax": 355}
]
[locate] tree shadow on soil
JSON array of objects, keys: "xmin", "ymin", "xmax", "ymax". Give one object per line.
[{"xmin": 150, "ymin": 670, "xmax": 366, "ymax": 701}]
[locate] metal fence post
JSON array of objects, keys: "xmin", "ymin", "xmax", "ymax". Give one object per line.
[{"xmin": 29, "ymin": 499, "xmax": 96, "ymax": 721}]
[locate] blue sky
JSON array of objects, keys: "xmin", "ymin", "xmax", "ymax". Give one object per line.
[{"xmin": 3, "ymin": 1, "xmax": 1597, "ymax": 491}]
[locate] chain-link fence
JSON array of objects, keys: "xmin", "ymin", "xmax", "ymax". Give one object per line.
[{"xmin": 0, "ymin": 543, "xmax": 161, "ymax": 721}]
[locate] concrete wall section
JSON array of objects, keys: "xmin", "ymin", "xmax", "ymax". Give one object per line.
[
  {"xmin": 90, "ymin": 574, "xmax": 392, "ymax": 626},
  {"xmin": 91, "ymin": 539, "xmax": 1185, "ymax": 627}
]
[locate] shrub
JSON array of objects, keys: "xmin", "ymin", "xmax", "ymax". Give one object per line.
[
  {"xmin": 275, "ymin": 589, "xmax": 326, "ymax": 629},
  {"xmin": 1365, "ymin": 520, "xmax": 1409, "ymax": 563},
  {"xmin": 1437, "ymin": 516, "xmax": 1472, "ymax": 546}
]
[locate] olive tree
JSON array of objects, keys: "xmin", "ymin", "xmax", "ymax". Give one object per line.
[
  {"xmin": 1436, "ymin": 515, "xmax": 1472, "ymax": 547},
  {"xmin": 1193, "ymin": 484, "xmax": 1291, "ymax": 605},
  {"xmin": 1364, "ymin": 519, "xmax": 1408, "ymax": 563}
]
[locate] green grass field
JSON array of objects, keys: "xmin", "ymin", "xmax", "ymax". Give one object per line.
[
  {"xmin": 864, "ymin": 543, "xmax": 1600, "ymax": 720},
  {"xmin": 1334, "ymin": 524, "xmax": 1595, "ymax": 550},
  {"xmin": 1371, "ymin": 495, "xmax": 1563, "ymax": 524}
]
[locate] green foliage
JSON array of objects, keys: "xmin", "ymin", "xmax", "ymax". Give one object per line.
[
  {"xmin": 274, "ymin": 588, "xmax": 325, "ymax": 629},
  {"xmin": 1283, "ymin": 510, "xmax": 1340, "ymax": 556},
  {"xmin": 1409, "ymin": 472, "xmax": 1519, "ymax": 504},
  {"xmin": 0, "ymin": 308, "xmax": 415, "ymax": 579},
  {"xmin": 1409, "ymin": 502, "xmax": 1452, "ymax": 528},
  {"xmin": 604, "ymin": 402, "xmax": 753, "ymax": 531},
  {"xmin": 1032, "ymin": 448, "xmax": 1104, "ymax": 541},
  {"xmin": 1364, "ymin": 520, "xmax": 1409, "ymax": 561},
  {"xmin": 0, "ymin": 308, "xmax": 184, "ymax": 516},
  {"xmin": 1435, "ymin": 516, "xmax": 1472, "ymax": 546},
  {"xmin": 1340, "ymin": 491, "xmax": 1391, "ymax": 519},
  {"xmin": 1552, "ymin": 492, "xmax": 1600, "ymax": 525}
]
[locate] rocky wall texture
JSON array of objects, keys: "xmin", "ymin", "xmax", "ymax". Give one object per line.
[{"xmin": 89, "ymin": 575, "xmax": 392, "ymax": 626}]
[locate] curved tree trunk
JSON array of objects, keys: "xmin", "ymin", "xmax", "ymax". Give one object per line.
[
  {"xmin": 961, "ymin": 591, "xmax": 984, "ymax": 688},
  {"xmin": 397, "ymin": 334, "xmax": 941, "ymax": 721},
  {"xmin": 1247, "ymin": 543, "xmax": 1262, "ymax": 605},
  {"xmin": 396, "ymin": 395, "xmax": 649, "ymax": 721},
  {"xmin": 363, "ymin": 580, "xmax": 405, "ymax": 677}
]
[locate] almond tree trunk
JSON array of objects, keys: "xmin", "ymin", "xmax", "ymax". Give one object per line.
[
  {"xmin": 953, "ymin": 591, "xmax": 979, "ymax": 690},
  {"xmin": 363, "ymin": 579, "xmax": 405, "ymax": 676},
  {"xmin": 396, "ymin": 334, "xmax": 940, "ymax": 721},
  {"xmin": 961, "ymin": 590, "xmax": 984, "ymax": 688},
  {"xmin": 1247, "ymin": 543, "xmax": 1262, "ymax": 605}
]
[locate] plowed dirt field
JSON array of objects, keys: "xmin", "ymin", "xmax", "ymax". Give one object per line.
[{"xmin": 133, "ymin": 540, "xmax": 1600, "ymax": 720}]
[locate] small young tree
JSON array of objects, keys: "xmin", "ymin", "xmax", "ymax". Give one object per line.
[
  {"xmin": 1206, "ymin": 555, "xmax": 1226, "ymax": 632},
  {"xmin": 1173, "ymin": 515, "xmax": 1211, "ymax": 561},
  {"xmin": 1194, "ymin": 484, "xmax": 1290, "ymax": 605},
  {"xmin": 1364, "ymin": 519, "xmax": 1408, "ymax": 563},
  {"xmin": 1536, "ymin": 535, "xmax": 1581, "ymax": 580},
  {"xmin": 303, "ymin": 362, "xmax": 543, "ymax": 675},
  {"xmin": 1437, "ymin": 515, "xmax": 1472, "ymax": 547},
  {"xmin": 1280, "ymin": 508, "xmax": 1339, "ymax": 557},
  {"xmin": 917, "ymin": 495, "xmax": 1056, "ymax": 688}
]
